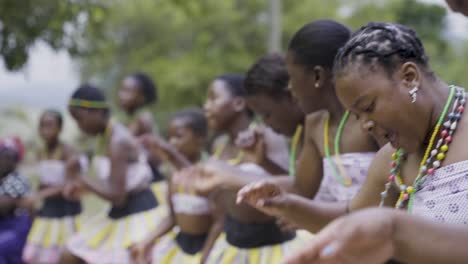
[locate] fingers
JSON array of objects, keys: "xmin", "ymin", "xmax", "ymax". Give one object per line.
[{"xmin": 236, "ymin": 180, "xmax": 270, "ymax": 204}]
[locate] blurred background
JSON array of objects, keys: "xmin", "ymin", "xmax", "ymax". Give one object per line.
[{"xmin": 1, "ymin": 0, "xmax": 468, "ymax": 148}]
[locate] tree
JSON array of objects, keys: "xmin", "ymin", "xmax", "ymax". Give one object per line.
[
  {"xmin": 76, "ymin": 0, "xmax": 468, "ymax": 122},
  {"xmin": 0, "ymin": 0, "xmax": 106, "ymax": 70}
]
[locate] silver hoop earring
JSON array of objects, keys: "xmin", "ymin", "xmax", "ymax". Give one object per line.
[{"xmin": 409, "ymin": 86, "xmax": 418, "ymax": 103}]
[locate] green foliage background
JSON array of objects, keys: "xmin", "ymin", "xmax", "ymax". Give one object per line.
[{"xmin": 2, "ymin": 0, "xmax": 468, "ymax": 125}]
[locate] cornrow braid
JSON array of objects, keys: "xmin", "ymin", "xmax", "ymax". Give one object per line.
[{"xmin": 334, "ymin": 22, "xmax": 430, "ymax": 78}]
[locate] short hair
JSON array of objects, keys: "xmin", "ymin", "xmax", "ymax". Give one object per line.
[
  {"xmin": 41, "ymin": 109, "xmax": 63, "ymax": 129},
  {"xmin": 129, "ymin": 72, "xmax": 158, "ymax": 105},
  {"xmin": 170, "ymin": 108, "xmax": 207, "ymax": 137},
  {"xmin": 288, "ymin": 19, "xmax": 351, "ymax": 70},
  {"xmin": 244, "ymin": 53, "xmax": 290, "ymax": 99}
]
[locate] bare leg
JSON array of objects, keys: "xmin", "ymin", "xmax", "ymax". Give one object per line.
[{"xmin": 59, "ymin": 249, "xmax": 84, "ymax": 264}]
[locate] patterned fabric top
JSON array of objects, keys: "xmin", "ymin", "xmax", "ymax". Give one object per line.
[
  {"xmin": 315, "ymin": 152, "xmax": 375, "ymax": 202},
  {"xmin": 0, "ymin": 172, "xmax": 30, "ymax": 198},
  {"xmin": 412, "ymin": 160, "xmax": 468, "ymax": 225}
]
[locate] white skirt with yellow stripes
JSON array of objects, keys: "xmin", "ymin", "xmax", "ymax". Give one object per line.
[
  {"xmin": 66, "ymin": 205, "xmax": 167, "ymax": 264},
  {"xmin": 205, "ymin": 230, "xmax": 312, "ymax": 264},
  {"xmin": 151, "ymin": 181, "xmax": 168, "ymax": 206},
  {"xmin": 150, "ymin": 228, "xmax": 202, "ymax": 264},
  {"xmin": 22, "ymin": 216, "xmax": 80, "ymax": 264}
]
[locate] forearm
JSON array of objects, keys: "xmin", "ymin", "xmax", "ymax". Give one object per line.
[
  {"xmin": 145, "ymin": 216, "xmax": 175, "ymax": 244},
  {"xmin": 393, "ymin": 211, "xmax": 468, "ymax": 263},
  {"xmin": 164, "ymin": 147, "xmax": 191, "ymax": 169},
  {"xmin": 283, "ymin": 194, "xmax": 347, "ymax": 233},
  {"xmin": 258, "ymin": 157, "xmax": 288, "ymax": 175},
  {"xmin": 201, "ymin": 217, "xmax": 224, "ymax": 263},
  {"xmin": 37, "ymin": 186, "xmax": 63, "ymax": 199},
  {"xmin": 0, "ymin": 196, "xmax": 18, "ymax": 211},
  {"xmin": 222, "ymin": 169, "xmax": 271, "ymax": 191},
  {"xmin": 82, "ymin": 177, "xmax": 126, "ymax": 204}
]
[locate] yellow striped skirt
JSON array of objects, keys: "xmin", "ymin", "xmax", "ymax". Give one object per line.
[
  {"xmin": 205, "ymin": 230, "xmax": 312, "ymax": 264},
  {"xmin": 22, "ymin": 216, "xmax": 80, "ymax": 264},
  {"xmin": 66, "ymin": 205, "xmax": 167, "ymax": 264},
  {"xmin": 151, "ymin": 181, "xmax": 168, "ymax": 206},
  {"xmin": 151, "ymin": 228, "xmax": 203, "ymax": 264}
]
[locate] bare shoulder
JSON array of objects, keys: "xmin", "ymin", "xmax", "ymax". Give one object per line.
[
  {"xmin": 61, "ymin": 142, "xmax": 77, "ymax": 160},
  {"xmin": 110, "ymin": 123, "xmax": 135, "ymax": 151},
  {"xmin": 304, "ymin": 110, "xmax": 327, "ymax": 141}
]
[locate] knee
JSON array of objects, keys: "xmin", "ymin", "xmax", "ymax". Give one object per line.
[{"xmin": 59, "ymin": 249, "xmax": 83, "ymax": 264}]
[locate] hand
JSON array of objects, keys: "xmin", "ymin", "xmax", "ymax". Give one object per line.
[
  {"xmin": 282, "ymin": 208, "xmax": 396, "ymax": 264},
  {"xmin": 235, "ymin": 126, "xmax": 267, "ymax": 165},
  {"xmin": 236, "ymin": 180, "xmax": 292, "ymax": 217},
  {"xmin": 63, "ymin": 179, "xmax": 86, "ymax": 201},
  {"xmin": 139, "ymin": 134, "xmax": 172, "ymax": 161},
  {"xmin": 129, "ymin": 239, "xmax": 153, "ymax": 264},
  {"xmin": 18, "ymin": 195, "xmax": 39, "ymax": 214},
  {"xmin": 277, "ymin": 217, "xmax": 299, "ymax": 233},
  {"xmin": 172, "ymin": 162, "xmax": 226, "ymax": 196}
]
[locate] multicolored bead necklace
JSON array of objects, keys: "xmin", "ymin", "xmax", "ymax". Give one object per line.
[
  {"xmin": 323, "ymin": 111, "xmax": 353, "ymax": 186},
  {"xmin": 379, "ymin": 85, "xmax": 465, "ymax": 212}
]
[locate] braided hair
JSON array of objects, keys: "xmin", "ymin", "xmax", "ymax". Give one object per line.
[{"xmin": 333, "ymin": 22, "xmax": 431, "ymax": 78}]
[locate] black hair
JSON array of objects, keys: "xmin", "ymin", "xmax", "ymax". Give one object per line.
[
  {"xmin": 215, "ymin": 74, "xmax": 246, "ymax": 97},
  {"xmin": 288, "ymin": 20, "xmax": 352, "ymax": 70},
  {"xmin": 170, "ymin": 108, "xmax": 208, "ymax": 137},
  {"xmin": 41, "ymin": 109, "xmax": 63, "ymax": 129},
  {"xmin": 129, "ymin": 72, "xmax": 158, "ymax": 105},
  {"xmin": 71, "ymin": 83, "xmax": 107, "ymax": 103},
  {"xmin": 215, "ymin": 73, "xmax": 254, "ymax": 117},
  {"xmin": 244, "ymin": 53, "xmax": 290, "ymax": 99},
  {"xmin": 333, "ymin": 22, "xmax": 430, "ymax": 78}
]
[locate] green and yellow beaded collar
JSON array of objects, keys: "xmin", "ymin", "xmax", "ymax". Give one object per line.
[{"xmin": 69, "ymin": 98, "xmax": 109, "ymax": 109}]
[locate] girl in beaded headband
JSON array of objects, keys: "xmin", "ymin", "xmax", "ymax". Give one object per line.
[{"xmin": 61, "ymin": 84, "xmax": 166, "ymax": 264}]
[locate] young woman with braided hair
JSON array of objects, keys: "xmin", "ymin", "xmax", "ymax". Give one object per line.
[{"xmin": 239, "ymin": 21, "xmax": 468, "ymax": 263}]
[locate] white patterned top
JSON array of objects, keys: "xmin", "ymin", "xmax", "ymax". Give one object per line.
[{"xmin": 412, "ymin": 160, "xmax": 468, "ymax": 225}]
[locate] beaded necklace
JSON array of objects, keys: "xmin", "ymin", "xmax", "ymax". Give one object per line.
[
  {"xmin": 379, "ymin": 85, "xmax": 465, "ymax": 212},
  {"xmin": 323, "ymin": 111, "xmax": 353, "ymax": 186},
  {"xmin": 213, "ymin": 123, "xmax": 257, "ymax": 166},
  {"xmin": 289, "ymin": 124, "xmax": 303, "ymax": 177}
]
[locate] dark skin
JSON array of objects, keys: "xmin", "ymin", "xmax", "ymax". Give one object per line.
[
  {"xmin": 131, "ymin": 117, "xmax": 223, "ymax": 264},
  {"xmin": 22, "ymin": 113, "xmax": 77, "ymax": 212},
  {"xmin": 118, "ymin": 76, "xmax": 155, "ymax": 136},
  {"xmin": 284, "ymin": 208, "xmax": 468, "ymax": 264},
  {"xmin": 180, "ymin": 78, "xmax": 289, "ymax": 224},
  {"xmin": 245, "ymin": 93, "xmax": 304, "ymax": 137},
  {"xmin": 446, "ymin": 0, "xmax": 468, "ymax": 16},
  {"xmin": 236, "ymin": 93, "xmax": 304, "ymax": 175},
  {"xmin": 211, "ymin": 50, "xmax": 380, "ymax": 231},
  {"xmin": 60, "ymin": 107, "xmax": 141, "ymax": 264},
  {"xmin": 0, "ymin": 150, "xmax": 20, "ymax": 215},
  {"xmin": 240, "ymin": 60, "xmax": 468, "ymax": 237}
]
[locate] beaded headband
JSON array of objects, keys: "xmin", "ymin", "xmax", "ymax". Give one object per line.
[{"xmin": 68, "ymin": 99, "xmax": 108, "ymax": 109}]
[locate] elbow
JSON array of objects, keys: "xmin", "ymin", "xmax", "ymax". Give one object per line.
[{"xmin": 110, "ymin": 193, "xmax": 127, "ymax": 206}]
